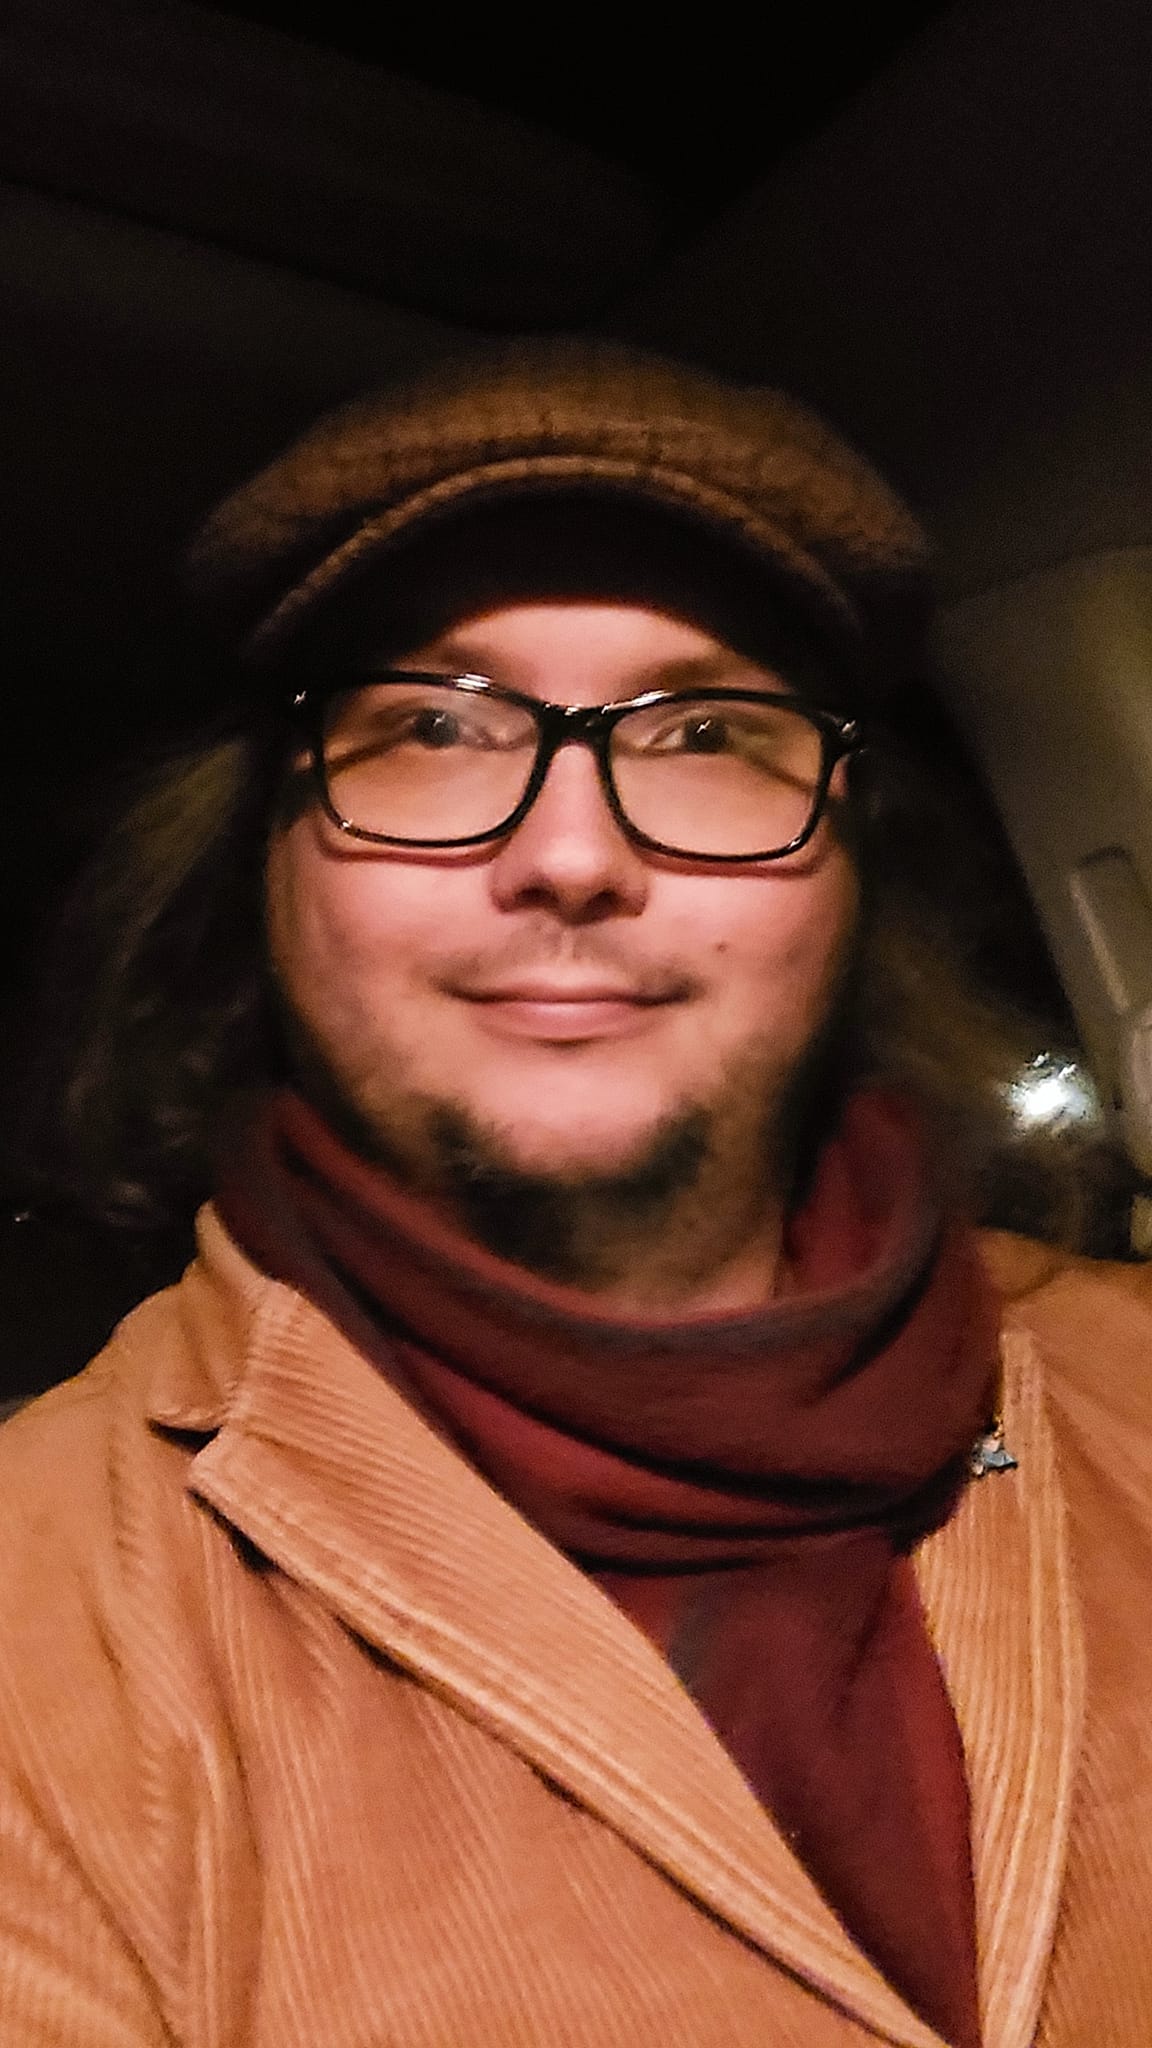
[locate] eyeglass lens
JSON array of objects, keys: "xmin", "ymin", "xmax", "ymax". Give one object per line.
[{"xmin": 320, "ymin": 678, "xmax": 828, "ymax": 858}]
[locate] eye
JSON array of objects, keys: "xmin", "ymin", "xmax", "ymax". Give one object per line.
[
  {"xmin": 627, "ymin": 710, "xmax": 735, "ymax": 754},
  {"xmin": 675, "ymin": 714, "xmax": 730, "ymax": 754},
  {"xmin": 407, "ymin": 706, "xmax": 464, "ymax": 748},
  {"xmin": 367, "ymin": 701, "xmax": 493, "ymax": 750}
]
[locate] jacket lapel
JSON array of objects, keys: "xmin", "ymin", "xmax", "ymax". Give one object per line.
[
  {"xmin": 159, "ymin": 1218, "xmax": 1086, "ymax": 2047},
  {"xmin": 914, "ymin": 1327, "xmax": 1086, "ymax": 2048},
  {"xmin": 173, "ymin": 1238, "xmax": 948, "ymax": 2048}
]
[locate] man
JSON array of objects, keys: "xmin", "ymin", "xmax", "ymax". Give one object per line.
[{"xmin": 1, "ymin": 339, "xmax": 1149, "ymax": 2047}]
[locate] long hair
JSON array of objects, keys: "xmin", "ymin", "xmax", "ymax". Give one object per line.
[
  {"xmin": 10, "ymin": 700, "xmax": 285, "ymax": 1234},
  {"xmin": 8, "ymin": 669, "xmax": 1108, "ymax": 1251}
]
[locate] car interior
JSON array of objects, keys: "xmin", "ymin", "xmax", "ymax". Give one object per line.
[{"xmin": 2, "ymin": 0, "xmax": 1150, "ymax": 1409}]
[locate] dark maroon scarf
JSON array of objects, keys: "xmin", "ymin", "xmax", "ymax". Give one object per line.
[{"xmin": 217, "ymin": 1088, "xmax": 998, "ymax": 2047}]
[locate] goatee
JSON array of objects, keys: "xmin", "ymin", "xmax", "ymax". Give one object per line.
[{"xmin": 425, "ymin": 1102, "xmax": 712, "ymax": 1286}]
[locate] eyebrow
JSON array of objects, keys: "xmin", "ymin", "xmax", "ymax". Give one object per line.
[
  {"xmin": 384, "ymin": 639, "xmax": 793, "ymax": 695},
  {"xmin": 629, "ymin": 652, "xmax": 793, "ymax": 692}
]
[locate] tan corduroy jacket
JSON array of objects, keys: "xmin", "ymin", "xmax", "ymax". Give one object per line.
[{"xmin": 0, "ymin": 1210, "xmax": 1150, "ymax": 2048}]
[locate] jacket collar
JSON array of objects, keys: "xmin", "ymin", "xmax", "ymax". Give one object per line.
[{"xmin": 149, "ymin": 1210, "xmax": 1083, "ymax": 2048}]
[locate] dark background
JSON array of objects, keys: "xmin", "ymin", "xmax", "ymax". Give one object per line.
[{"xmin": 201, "ymin": 5, "xmax": 954, "ymax": 216}]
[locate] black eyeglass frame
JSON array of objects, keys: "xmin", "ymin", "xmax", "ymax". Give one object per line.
[{"xmin": 292, "ymin": 671, "xmax": 864, "ymax": 864}]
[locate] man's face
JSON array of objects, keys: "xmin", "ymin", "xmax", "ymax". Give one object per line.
[{"xmin": 265, "ymin": 601, "xmax": 859, "ymax": 1286}]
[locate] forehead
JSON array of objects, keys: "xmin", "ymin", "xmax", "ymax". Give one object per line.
[
  {"xmin": 386, "ymin": 600, "xmax": 793, "ymax": 699},
  {"xmin": 301, "ymin": 492, "xmax": 843, "ymax": 705}
]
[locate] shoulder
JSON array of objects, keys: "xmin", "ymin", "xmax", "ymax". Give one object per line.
[
  {"xmin": 980, "ymin": 1228, "xmax": 1152, "ymax": 1493},
  {"xmin": 0, "ymin": 1252, "xmax": 244, "ymax": 1709},
  {"xmin": 0, "ymin": 1255, "xmax": 266, "ymax": 1868},
  {"xmin": 981, "ymin": 1228, "xmax": 1152, "ymax": 1376},
  {"xmin": 0, "ymin": 1325, "xmax": 171, "ymax": 1831},
  {"xmin": 0, "ymin": 1205, "xmax": 275, "ymax": 1496},
  {"xmin": 0, "ymin": 1288, "xmax": 190, "ymax": 1650},
  {"xmin": 0, "ymin": 1216, "xmax": 301, "ymax": 1679},
  {"xmin": 0, "ymin": 1347, "xmax": 123, "ymax": 1541},
  {"xmin": 0, "ymin": 1207, "xmax": 194, "ymax": 1412},
  {"xmin": 0, "ymin": 1278, "xmax": 186, "ymax": 1506}
]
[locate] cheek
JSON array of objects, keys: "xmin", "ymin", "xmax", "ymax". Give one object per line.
[
  {"xmin": 266, "ymin": 831, "xmax": 330, "ymax": 1004},
  {"xmin": 266, "ymin": 827, "xmax": 484, "ymax": 1067},
  {"xmin": 265, "ymin": 829, "xmax": 411, "ymax": 1023},
  {"xmin": 699, "ymin": 854, "xmax": 858, "ymax": 1024}
]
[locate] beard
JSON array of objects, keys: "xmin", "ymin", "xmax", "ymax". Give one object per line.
[
  {"xmin": 282, "ymin": 1003, "xmax": 842, "ymax": 1298},
  {"xmin": 420, "ymin": 1097, "xmax": 712, "ymax": 1284}
]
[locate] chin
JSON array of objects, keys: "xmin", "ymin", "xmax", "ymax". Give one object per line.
[
  {"xmin": 419, "ymin": 1092, "xmax": 715, "ymax": 1284},
  {"xmin": 409, "ymin": 1072, "xmax": 700, "ymax": 1177},
  {"xmin": 472, "ymin": 1117, "xmax": 667, "ymax": 1187},
  {"xmin": 455, "ymin": 1085, "xmax": 713, "ymax": 1192}
]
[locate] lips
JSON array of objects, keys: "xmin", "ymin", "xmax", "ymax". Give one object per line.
[
  {"xmin": 463, "ymin": 982, "xmax": 670, "ymax": 1005},
  {"xmin": 449, "ymin": 976, "xmax": 688, "ymax": 1042}
]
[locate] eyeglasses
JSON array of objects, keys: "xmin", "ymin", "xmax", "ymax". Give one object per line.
[{"xmin": 294, "ymin": 671, "xmax": 863, "ymax": 864}]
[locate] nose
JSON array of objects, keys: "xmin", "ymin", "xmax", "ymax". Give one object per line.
[{"xmin": 487, "ymin": 738, "xmax": 649, "ymax": 921}]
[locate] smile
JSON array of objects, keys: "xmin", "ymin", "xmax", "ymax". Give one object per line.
[{"xmin": 456, "ymin": 985, "xmax": 684, "ymax": 1042}]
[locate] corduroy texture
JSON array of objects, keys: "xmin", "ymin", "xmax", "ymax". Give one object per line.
[
  {"xmin": 215, "ymin": 1087, "xmax": 995, "ymax": 2045},
  {"xmin": 1, "ymin": 1223, "xmax": 1151, "ymax": 2046},
  {"xmin": 182, "ymin": 338, "xmax": 929, "ymax": 683}
]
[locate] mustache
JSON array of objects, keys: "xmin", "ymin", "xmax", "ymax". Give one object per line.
[{"xmin": 435, "ymin": 925, "xmax": 701, "ymax": 1003}]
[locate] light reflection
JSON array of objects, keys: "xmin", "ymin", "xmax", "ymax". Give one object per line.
[{"xmin": 1006, "ymin": 1054, "xmax": 1102, "ymax": 1133}]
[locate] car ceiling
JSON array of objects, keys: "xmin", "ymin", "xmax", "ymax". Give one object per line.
[{"xmin": 192, "ymin": 3, "xmax": 955, "ymax": 217}]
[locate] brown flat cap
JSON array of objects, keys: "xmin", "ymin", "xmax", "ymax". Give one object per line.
[{"xmin": 184, "ymin": 337, "xmax": 929, "ymax": 687}]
